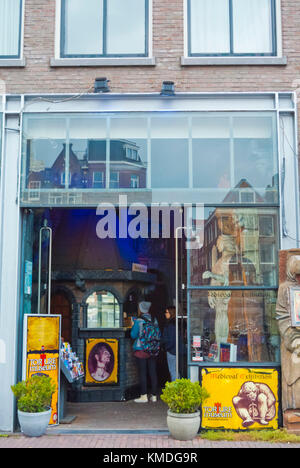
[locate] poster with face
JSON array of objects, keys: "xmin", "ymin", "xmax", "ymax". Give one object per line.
[{"xmin": 85, "ymin": 339, "xmax": 118, "ymax": 384}]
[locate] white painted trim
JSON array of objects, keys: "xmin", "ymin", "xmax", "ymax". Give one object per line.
[
  {"xmin": 54, "ymin": 0, "xmax": 61, "ymax": 60},
  {"xmin": 50, "ymin": 57, "xmax": 156, "ymax": 67},
  {"xmin": 0, "ymin": 58, "xmax": 26, "ymax": 67},
  {"xmin": 20, "ymin": 0, "xmax": 25, "ymax": 60},
  {"xmin": 275, "ymin": 0, "xmax": 283, "ymax": 58},
  {"xmin": 181, "ymin": 56, "xmax": 287, "ymax": 66}
]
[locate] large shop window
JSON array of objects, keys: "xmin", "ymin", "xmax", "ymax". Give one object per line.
[
  {"xmin": 0, "ymin": 0, "xmax": 22, "ymax": 58},
  {"xmin": 86, "ymin": 290, "xmax": 120, "ymax": 328},
  {"xmin": 61, "ymin": 0, "xmax": 148, "ymax": 57},
  {"xmin": 0, "ymin": 113, "xmax": 2, "ymax": 179},
  {"xmin": 21, "ymin": 112, "xmax": 278, "ymax": 205},
  {"xmin": 188, "ymin": 0, "xmax": 276, "ymax": 56},
  {"xmin": 188, "ymin": 207, "xmax": 280, "ymax": 365}
]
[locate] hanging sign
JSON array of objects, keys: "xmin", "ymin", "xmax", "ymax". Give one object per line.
[
  {"xmin": 201, "ymin": 368, "xmax": 279, "ymax": 430},
  {"xmin": 23, "ymin": 314, "xmax": 61, "ymax": 425},
  {"xmin": 85, "ymin": 339, "xmax": 118, "ymax": 385}
]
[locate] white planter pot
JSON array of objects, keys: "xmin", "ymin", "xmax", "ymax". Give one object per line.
[
  {"xmin": 18, "ymin": 408, "xmax": 52, "ymax": 437},
  {"xmin": 167, "ymin": 410, "xmax": 200, "ymax": 441}
]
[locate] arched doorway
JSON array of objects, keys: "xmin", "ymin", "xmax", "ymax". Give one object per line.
[{"xmin": 51, "ymin": 290, "xmax": 72, "ymax": 343}]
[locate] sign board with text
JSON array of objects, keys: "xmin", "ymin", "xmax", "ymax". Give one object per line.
[
  {"xmin": 201, "ymin": 368, "xmax": 279, "ymax": 430},
  {"xmin": 23, "ymin": 314, "xmax": 61, "ymax": 425}
]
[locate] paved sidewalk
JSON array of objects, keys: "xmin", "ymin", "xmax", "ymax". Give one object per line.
[{"xmin": 0, "ymin": 433, "xmax": 300, "ymax": 448}]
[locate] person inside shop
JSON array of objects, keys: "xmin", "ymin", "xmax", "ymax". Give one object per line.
[
  {"xmin": 161, "ymin": 306, "xmax": 177, "ymax": 381},
  {"xmin": 130, "ymin": 301, "xmax": 160, "ymax": 403}
]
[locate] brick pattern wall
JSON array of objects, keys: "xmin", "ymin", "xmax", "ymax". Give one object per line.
[{"xmin": 1, "ymin": 0, "xmax": 300, "ymax": 95}]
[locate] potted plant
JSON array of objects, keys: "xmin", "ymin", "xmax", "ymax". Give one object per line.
[
  {"xmin": 11, "ymin": 375, "xmax": 56, "ymax": 437},
  {"xmin": 161, "ymin": 378, "xmax": 209, "ymax": 441}
]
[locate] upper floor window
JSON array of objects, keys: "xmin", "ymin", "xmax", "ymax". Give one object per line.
[
  {"xmin": 188, "ymin": 0, "xmax": 277, "ymax": 56},
  {"xmin": 61, "ymin": 0, "xmax": 149, "ymax": 57},
  {"xmin": 0, "ymin": 0, "xmax": 22, "ymax": 58}
]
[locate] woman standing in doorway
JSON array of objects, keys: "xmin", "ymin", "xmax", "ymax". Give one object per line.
[{"xmin": 162, "ymin": 306, "xmax": 177, "ymax": 382}]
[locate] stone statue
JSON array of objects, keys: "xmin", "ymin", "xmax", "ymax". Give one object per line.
[{"xmin": 276, "ymin": 255, "xmax": 300, "ymax": 412}]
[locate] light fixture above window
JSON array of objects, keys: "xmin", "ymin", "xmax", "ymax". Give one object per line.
[
  {"xmin": 94, "ymin": 77, "xmax": 110, "ymax": 93},
  {"xmin": 160, "ymin": 81, "xmax": 175, "ymax": 96}
]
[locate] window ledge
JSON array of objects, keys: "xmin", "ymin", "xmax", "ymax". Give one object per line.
[
  {"xmin": 50, "ymin": 57, "xmax": 156, "ymax": 67},
  {"xmin": 181, "ymin": 56, "xmax": 287, "ymax": 66},
  {"xmin": 0, "ymin": 58, "xmax": 26, "ymax": 67}
]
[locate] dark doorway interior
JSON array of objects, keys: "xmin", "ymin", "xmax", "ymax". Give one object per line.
[{"xmin": 51, "ymin": 291, "xmax": 72, "ymax": 343}]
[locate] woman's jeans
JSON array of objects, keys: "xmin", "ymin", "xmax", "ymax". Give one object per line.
[
  {"xmin": 167, "ymin": 352, "xmax": 177, "ymax": 381},
  {"xmin": 135, "ymin": 356, "xmax": 157, "ymax": 395}
]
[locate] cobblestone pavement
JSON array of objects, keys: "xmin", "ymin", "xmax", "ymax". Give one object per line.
[{"xmin": 0, "ymin": 433, "xmax": 300, "ymax": 448}]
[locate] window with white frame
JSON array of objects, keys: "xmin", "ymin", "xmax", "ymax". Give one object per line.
[
  {"xmin": 130, "ymin": 174, "xmax": 139, "ymax": 188},
  {"xmin": 188, "ymin": 0, "xmax": 277, "ymax": 56},
  {"xmin": 0, "ymin": 0, "xmax": 22, "ymax": 58},
  {"xmin": 110, "ymin": 171, "xmax": 119, "ymax": 188},
  {"xmin": 93, "ymin": 171, "xmax": 104, "ymax": 189},
  {"xmin": 61, "ymin": 0, "xmax": 149, "ymax": 57}
]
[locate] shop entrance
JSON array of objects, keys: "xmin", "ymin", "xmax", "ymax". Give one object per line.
[
  {"xmin": 51, "ymin": 291, "xmax": 72, "ymax": 344},
  {"xmin": 20, "ymin": 207, "xmax": 187, "ymax": 430}
]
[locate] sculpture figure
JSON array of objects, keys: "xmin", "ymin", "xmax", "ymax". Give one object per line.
[
  {"xmin": 203, "ymin": 235, "xmax": 235, "ymax": 356},
  {"xmin": 276, "ymin": 255, "xmax": 300, "ymax": 411}
]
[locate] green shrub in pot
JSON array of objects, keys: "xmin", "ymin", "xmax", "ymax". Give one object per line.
[
  {"xmin": 11, "ymin": 375, "xmax": 55, "ymax": 413},
  {"xmin": 11, "ymin": 375, "xmax": 56, "ymax": 437},
  {"xmin": 161, "ymin": 378, "xmax": 210, "ymax": 440}
]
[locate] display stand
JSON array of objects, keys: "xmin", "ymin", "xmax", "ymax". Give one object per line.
[{"xmin": 59, "ymin": 344, "xmax": 84, "ymax": 424}]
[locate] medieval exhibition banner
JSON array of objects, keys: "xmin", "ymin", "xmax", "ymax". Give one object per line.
[
  {"xmin": 23, "ymin": 314, "xmax": 61, "ymax": 425},
  {"xmin": 201, "ymin": 368, "xmax": 280, "ymax": 430},
  {"xmin": 85, "ymin": 338, "xmax": 118, "ymax": 385}
]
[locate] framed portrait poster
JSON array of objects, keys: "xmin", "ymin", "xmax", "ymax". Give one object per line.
[
  {"xmin": 85, "ymin": 339, "xmax": 118, "ymax": 385},
  {"xmin": 289, "ymin": 287, "xmax": 300, "ymax": 327}
]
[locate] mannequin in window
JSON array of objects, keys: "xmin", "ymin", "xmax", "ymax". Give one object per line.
[{"xmin": 203, "ymin": 235, "xmax": 236, "ymax": 357}]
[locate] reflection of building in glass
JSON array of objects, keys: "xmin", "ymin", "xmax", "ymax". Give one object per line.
[
  {"xmin": 189, "ymin": 189, "xmax": 278, "ymax": 363},
  {"xmin": 27, "ymin": 140, "xmax": 146, "ymax": 190},
  {"xmin": 190, "ymin": 180, "xmax": 277, "ymax": 288}
]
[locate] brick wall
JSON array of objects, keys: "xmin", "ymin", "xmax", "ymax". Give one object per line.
[{"xmin": 1, "ymin": 0, "xmax": 300, "ymax": 95}]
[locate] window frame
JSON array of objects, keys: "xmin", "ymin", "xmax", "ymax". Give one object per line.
[
  {"xmin": 0, "ymin": 0, "xmax": 24, "ymax": 60},
  {"xmin": 60, "ymin": 0, "xmax": 150, "ymax": 59},
  {"xmin": 85, "ymin": 289, "xmax": 121, "ymax": 329},
  {"xmin": 187, "ymin": 0, "xmax": 278, "ymax": 58},
  {"xmin": 93, "ymin": 171, "xmax": 104, "ymax": 189}
]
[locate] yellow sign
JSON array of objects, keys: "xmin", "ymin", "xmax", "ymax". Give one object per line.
[
  {"xmin": 201, "ymin": 368, "xmax": 279, "ymax": 430},
  {"xmin": 85, "ymin": 339, "xmax": 118, "ymax": 384},
  {"xmin": 24, "ymin": 315, "xmax": 60, "ymax": 425}
]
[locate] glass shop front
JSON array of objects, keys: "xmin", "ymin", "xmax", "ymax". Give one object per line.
[{"xmin": 19, "ymin": 109, "xmax": 281, "ymax": 428}]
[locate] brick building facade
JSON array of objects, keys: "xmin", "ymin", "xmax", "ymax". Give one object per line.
[{"xmin": 0, "ymin": 0, "xmax": 300, "ymax": 432}]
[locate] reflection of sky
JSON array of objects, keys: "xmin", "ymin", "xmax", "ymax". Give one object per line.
[{"xmin": 151, "ymin": 139, "xmax": 189, "ymax": 188}]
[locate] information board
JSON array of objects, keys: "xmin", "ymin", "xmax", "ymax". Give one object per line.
[{"xmin": 23, "ymin": 314, "xmax": 61, "ymax": 425}]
